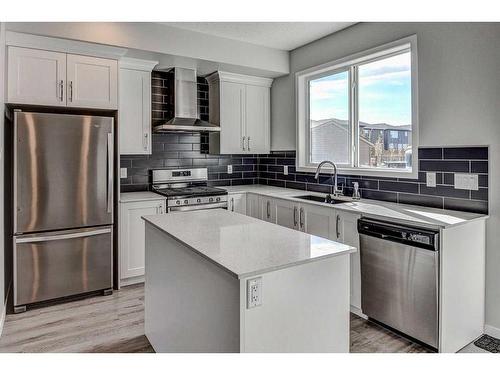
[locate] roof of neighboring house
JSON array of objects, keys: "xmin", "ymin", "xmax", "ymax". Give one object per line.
[
  {"xmin": 311, "ymin": 118, "xmax": 411, "ymax": 132},
  {"xmin": 311, "ymin": 119, "xmax": 375, "ymax": 147}
]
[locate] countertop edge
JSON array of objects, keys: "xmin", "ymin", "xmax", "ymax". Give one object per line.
[{"xmin": 119, "ymin": 191, "xmax": 165, "ymax": 203}]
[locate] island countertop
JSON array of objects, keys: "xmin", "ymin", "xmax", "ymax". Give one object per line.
[{"xmin": 143, "ymin": 209, "xmax": 355, "ymax": 279}]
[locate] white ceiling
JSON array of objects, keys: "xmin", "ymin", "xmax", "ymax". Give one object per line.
[{"xmin": 161, "ymin": 22, "xmax": 356, "ymax": 51}]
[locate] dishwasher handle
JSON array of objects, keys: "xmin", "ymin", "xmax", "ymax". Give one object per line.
[{"xmin": 358, "ymin": 218, "xmax": 439, "ymax": 251}]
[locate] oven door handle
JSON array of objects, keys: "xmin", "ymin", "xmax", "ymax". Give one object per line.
[{"xmin": 168, "ymin": 202, "xmax": 228, "ymax": 212}]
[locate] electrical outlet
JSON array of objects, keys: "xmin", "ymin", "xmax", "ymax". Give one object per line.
[
  {"xmin": 227, "ymin": 165, "xmax": 233, "ymax": 174},
  {"xmin": 247, "ymin": 277, "xmax": 262, "ymax": 309},
  {"xmin": 120, "ymin": 168, "xmax": 127, "ymax": 179},
  {"xmin": 454, "ymin": 173, "xmax": 479, "ymax": 190},
  {"xmin": 283, "ymin": 165, "xmax": 288, "ymax": 175},
  {"xmin": 426, "ymin": 172, "xmax": 436, "ymax": 187}
]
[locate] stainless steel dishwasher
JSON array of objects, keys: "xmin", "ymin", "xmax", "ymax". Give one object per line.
[{"xmin": 358, "ymin": 218, "xmax": 440, "ymax": 348}]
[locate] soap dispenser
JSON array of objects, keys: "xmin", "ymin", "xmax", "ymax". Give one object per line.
[{"xmin": 352, "ymin": 182, "xmax": 361, "ymax": 200}]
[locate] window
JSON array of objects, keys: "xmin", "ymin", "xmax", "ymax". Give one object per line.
[{"xmin": 296, "ymin": 36, "xmax": 418, "ymax": 178}]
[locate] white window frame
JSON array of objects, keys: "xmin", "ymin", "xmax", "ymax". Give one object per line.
[{"xmin": 295, "ymin": 35, "xmax": 419, "ymax": 178}]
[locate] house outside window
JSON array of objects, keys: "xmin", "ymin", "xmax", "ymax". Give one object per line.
[{"xmin": 296, "ymin": 36, "xmax": 419, "ymax": 178}]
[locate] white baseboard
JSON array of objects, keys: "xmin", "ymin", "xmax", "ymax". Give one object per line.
[
  {"xmin": 484, "ymin": 324, "xmax": 500, "ymax": 339},
  {"xmin": 120, "ymin": 275, "xmax": 145, "ymax": 287},
  {"xmin": 350, "ymin": 305, "xmax": 368, "ymax": 320}
]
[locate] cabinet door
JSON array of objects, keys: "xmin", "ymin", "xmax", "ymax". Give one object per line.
[
  {"xmin": 245, "ymin": 84, "xmax": 270, "ymax": 154},
  {"xmin": 260, "ymin": 197, "xmax": 276, "ymax": 223},
  {"xmin": 219, "ymin": 81, "xmax": 245, "ymax": 154},
  {"xmin": 335, "ymin": 211, "xmax": 362, "ymax": 311},
  {"xmin": 228, "ymin": 193, "xmax": 247, "ymax": 214},
  {"xmin": 119, "ymin": 68, "xmax": 151, "ymax": 154},
  {"xmin": 120, "ymin": 200, "xmax": 165, "ymax": 281},
  {"xmin": 275, "ymin": 198, "xmax": 299, "ymax": 230},
  {"xmin": 67, "ymin": 54, "xmax": 118, "ymax": 109},
  {"xmin": 7, "ymin": 46, "xmax": 66, "ymax": 106},
  {"xmin": 246, "ymin": 194, "xmax": 261, "ymax": 219},
  {"xmin": 300, "ymin": 203, "xmax": 335, "ymax": 240}
]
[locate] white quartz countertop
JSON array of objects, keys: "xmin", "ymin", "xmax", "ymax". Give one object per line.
[
  {"xmin": 223, "ymin": 185, "xmax": 488, "ymax": 229},
  {"xmin": 120, "ymin": 191, "xmax": 165, "ymax": 203},
  {"xmin": 143, "ymin": 209, "xmax": 355, "ymax": 279}
]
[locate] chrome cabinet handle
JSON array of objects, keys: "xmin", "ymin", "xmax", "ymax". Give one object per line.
[
  {"xmin": 336, "ymin": 214, "xmax": 341, "ymax": 239},
  {"xmin": 293, "ymin": 206, "xmax": 298, "ymax": 227},
  {"xmin": 69, "ymin": 81, "xmax": 73, "ymax": 102},
  {"xmin": 242, "ymin": 136, "xmax": 246, "ymax": 151},
  {"xmin": 299, "ymin": 207, "xmax": 304, "ymax": 230},
  {"xmin": 231, "ymin": 197, "xmax": 235, "ymax": 212},
  {"xmin": 266, "ymin": 200, "xmax": 270, "ymax": 219},
  {"xmin": 58, "ymin": 80, "xmax": 64, "ymax": 101},
  {"xmin": 247, "ymin": 136, "xmax": 251, "ymax": 151},
  {"xmin": 107, "ymin": 133, "xmax": 113, "ymax": 214},
  {"xmin": 143, "ymin": 133, "xmax": 149, "ymax": 151}
]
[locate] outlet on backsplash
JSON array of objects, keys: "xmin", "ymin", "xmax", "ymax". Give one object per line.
[{"xmin": 227, "ymin": 165, "xmax": 233, "ymax": 174}]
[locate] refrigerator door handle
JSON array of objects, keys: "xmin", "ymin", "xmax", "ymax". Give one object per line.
[
  {"xmin": 16, "ymin": 228, "xmax": 112, "ymax": 243},
  {"xmin": 107, "ymin": 133, "xmax": 113, "ymax": 214}
]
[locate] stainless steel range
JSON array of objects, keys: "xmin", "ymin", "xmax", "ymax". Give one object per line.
[{"xmin": 151, "ymin": 168, "xmax": 228, "ymax": 212}]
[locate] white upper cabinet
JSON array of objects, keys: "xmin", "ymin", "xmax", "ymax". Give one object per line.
[
  {"xmin": 118, "ymin": 58, "xmax": 157, "ymax": 155},
  {"xmin": 66, "ymin": 54, "xmax": 118, "ymax": 109},
  {"xmin": 207, "ymin": 71, "xmax": 272, "ymax": 154},
  {"xmin": 7, "ymin": 46, "xmax": 118, "ymax": 109},
  {"xmin": 245, "ymin": 84, "xmax": 270, "ymax": 154},
  {"xmin": 8, "ymin": 47, "xmax": 66, "ymax": 106},
  {"xmin": 219, "ymin": 81, "xmax": 245, "ymax": 154}
]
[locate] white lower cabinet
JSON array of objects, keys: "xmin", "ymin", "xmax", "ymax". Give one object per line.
[
  {"xmin": 275, "ymin": 198, "xmax": 299, "ymax": 230},
  {"xmin": 300, "ymin": 204, "xmax": 336, "ymax": 239},
  {"xmin": 120, "ymin": 199, "xmax": 166, "ymax": 285},
  {"xmin": 334, "ymin": 211, "xmax": 362, "ymax": 313},
  {"xmin": 228, "ymin": 193, "xmax": 247, "ymax": 214},
  {"xmin": 246, "ymin": 193, "xmax": 261, "ymax": 219},
  {"xmin": 260, "ymin": 196, "xmax": 276, "ymax": 223}
]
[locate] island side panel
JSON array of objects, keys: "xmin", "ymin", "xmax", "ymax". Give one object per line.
[
  {"xmin": 144, "ymin": 223, "xmax": 240, "ymax": 353},
  {"xmin": 239, "ymin": 255, "xmax": 350, "ymax": 353},
  {"xmin": 439, "ymin": 219, "xmax": 486, "ymax": 353}
]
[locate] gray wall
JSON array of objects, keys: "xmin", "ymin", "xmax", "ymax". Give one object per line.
[{"xmin": 271, "ymin": 22, "xmax": 500, "ymax": 331}]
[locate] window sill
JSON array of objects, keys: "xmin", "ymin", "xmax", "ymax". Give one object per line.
[{"xmin": 295, "ymin": 165, "xmax": 419, "ymax": 180}]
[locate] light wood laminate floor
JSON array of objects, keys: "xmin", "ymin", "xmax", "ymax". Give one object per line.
[{"xmin": 0, "ymin": 283, "xmax": 433, "ymax": 353}]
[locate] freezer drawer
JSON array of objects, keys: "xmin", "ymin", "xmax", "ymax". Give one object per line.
[{"xmin": 14, "ymin": 226, "xmax": 113, "ymax": 307}]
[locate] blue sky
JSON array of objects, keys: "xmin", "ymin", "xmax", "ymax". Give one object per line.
[{"xmin": 309, "ymin": 52, "xmax": 412, "ymax": 126}]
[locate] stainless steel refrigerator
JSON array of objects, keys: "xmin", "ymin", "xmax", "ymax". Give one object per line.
[{"xmin": 13, "ymin": 111, "xmax": 114, "ymax": 312}]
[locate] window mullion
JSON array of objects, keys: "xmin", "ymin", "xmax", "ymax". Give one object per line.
[{"xmin": 350, "ymin": 65, "xmax": 359, "ymax": 168}]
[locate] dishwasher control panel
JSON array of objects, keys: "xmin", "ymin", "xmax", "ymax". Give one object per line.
[{"xmin": 358, "ymin": 218, "xmax": 439, "ymax": 251}]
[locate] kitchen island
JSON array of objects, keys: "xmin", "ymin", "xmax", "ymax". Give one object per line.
[{"xmin": 143, "ymin": 209, "xmax": 355, "ymax": 353}]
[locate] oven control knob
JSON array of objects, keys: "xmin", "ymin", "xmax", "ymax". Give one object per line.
[
  {"xmin": 216, "ymin": 197, "xmax": 220, "ymax": 202},
  {"xmin": 197, "ymin": 198, "xmax": 201, "ymax": 203},
  {"xmin": 209, "ymin": 198, "xmax": 214, "ymax": 202},
  {"xmin": 184, "ymin": 200, "xmax": 189, "ymax": 204},
  {"xmin": 176, "ymin": 200, "xmax": 180, "ymax": 205}
]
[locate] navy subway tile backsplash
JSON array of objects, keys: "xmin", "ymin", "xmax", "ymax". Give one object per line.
[{"xmin": 256, "ymin": 147, "xmax": 488, "ymax": 214}]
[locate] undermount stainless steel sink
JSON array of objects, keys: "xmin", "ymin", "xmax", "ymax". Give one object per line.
[{"xmin": 294, "ymin": 195, "xmax": 346, "ymax": 204}]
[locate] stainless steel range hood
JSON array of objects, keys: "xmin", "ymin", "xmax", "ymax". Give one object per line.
[{"xmin": 153, "ymin": 67, "xmax": 220, "ymax": 133}]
